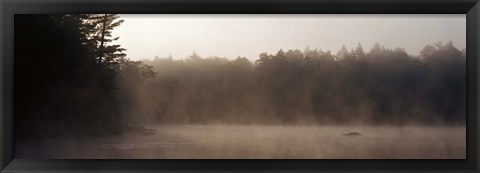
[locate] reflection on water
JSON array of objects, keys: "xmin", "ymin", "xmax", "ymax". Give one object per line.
[{"xmin": 15, "ymin": 125, "xmax": 466, "ymax": 159}]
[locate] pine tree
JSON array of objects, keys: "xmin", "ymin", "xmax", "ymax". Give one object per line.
[
  {"xmin": 336, "ymin": 45, "xmax": 350, "ymax": 60},
  {"xmin": 81, "ymin": 14, "xmax": 126, "ymax": 66},
  {"xmin": 354, "ymin": 43, "xmax": 366, "ymax": 59}
]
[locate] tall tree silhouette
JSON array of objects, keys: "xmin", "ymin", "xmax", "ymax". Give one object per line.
[
  {"xmin": 14, "ymin": 14, "xmax": 141, "ymax": 140},
  {"xmin": 84, "ymin": 14, "xmax": 126, "ymax": 65}
]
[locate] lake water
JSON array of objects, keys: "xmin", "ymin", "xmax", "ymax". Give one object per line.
[{"xmin": 15, "ymin": 125, "xmax": 466, "ymax": 159}]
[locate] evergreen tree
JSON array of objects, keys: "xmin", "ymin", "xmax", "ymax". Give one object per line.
[
  {"xmin": 354, "ymin": 43, "xmax": 366, "ymax": 59},
  {"xmin": 83, "ymin": 14, "xmax": 126, "ymax": 65}
]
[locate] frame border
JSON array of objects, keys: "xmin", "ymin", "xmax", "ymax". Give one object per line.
[{"xmin": 1, "ymin": 0, "xmax": 479, "ymax": 172}]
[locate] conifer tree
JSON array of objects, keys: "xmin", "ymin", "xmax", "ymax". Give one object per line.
[{"xmin": 79, "ymin": 14, "xmax": 126, "ymax": 66}]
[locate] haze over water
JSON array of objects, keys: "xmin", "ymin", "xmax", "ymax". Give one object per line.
[
  {"xmin": 16, "ymin": 125, "xmax": 466, "ymax": 159},
  {"xmin": 14, "ymin": 14, "xmax": 466, "ymax": 159}
]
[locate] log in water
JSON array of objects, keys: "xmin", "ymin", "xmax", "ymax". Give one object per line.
[{"xmin": 15, "ymin": 125, "xmax": 466, "ymax": 159}]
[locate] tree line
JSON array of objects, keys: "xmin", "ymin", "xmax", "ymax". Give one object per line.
[
  {"xmin": 135, "ymin": 42, "xmax": 465, "ymax": 125},
  {"xmin": 15, "ymin": 14, "xmax": 154, "ymax": 139}
]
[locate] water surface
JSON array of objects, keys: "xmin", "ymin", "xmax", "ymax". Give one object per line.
[{"xmin": 16, "ymin": 125, "xmax": 466, "ymax": 159}]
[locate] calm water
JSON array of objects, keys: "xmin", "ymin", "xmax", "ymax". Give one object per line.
[{"xmin": 16, "ymin": 125, "xmax": 466, "ymax": 159}]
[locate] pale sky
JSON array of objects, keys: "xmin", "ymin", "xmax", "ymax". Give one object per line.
[{"xmin": 112, "ymin": 14, "xmax": 466, "ymax": 61}]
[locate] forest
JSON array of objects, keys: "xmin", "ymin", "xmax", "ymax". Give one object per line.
[{"xmin": 14, "ymin": 14, "xmax": 466, "ymax": 140}]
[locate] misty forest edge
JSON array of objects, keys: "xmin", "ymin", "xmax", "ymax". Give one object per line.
[{"xmin": 14, "ymin": 14, "xmax": 466, "ymax": 140}]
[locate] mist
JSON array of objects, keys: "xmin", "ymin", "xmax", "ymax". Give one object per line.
[
  {"xmin": 122, "ymin": 43, "xmax": 466, "ymax": 127},
  {"xmin": 14, "ymin": 14, "xmax": 466, "ymax": 159}
]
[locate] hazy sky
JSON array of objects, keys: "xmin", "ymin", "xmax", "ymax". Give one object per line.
[{"xmin": 112, "ymin": 14, "xmax": 466, "ymax": 61}]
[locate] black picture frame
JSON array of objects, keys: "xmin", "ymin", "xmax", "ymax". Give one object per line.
[{"xmin": 1, "ymin": 0, "xmax": 479, "ymax": 172}]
